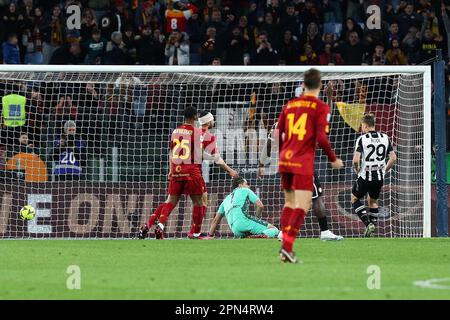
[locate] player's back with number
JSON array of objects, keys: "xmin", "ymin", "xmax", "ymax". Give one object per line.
[
  {"xmin": 355, "ymin": 131, "xmax": 393, "ymax": 181},
  {"xmin": 170, "ymin": 123, "xmax": 202, "ymax": 181},
  {"xmin": 277, "ymin": 95, "xmax": 332, "ymax": 176}
]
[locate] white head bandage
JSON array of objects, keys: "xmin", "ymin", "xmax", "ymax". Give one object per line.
[{"xmin": 199, "ymin": 112, "xmax": 214, "ymax": 125}]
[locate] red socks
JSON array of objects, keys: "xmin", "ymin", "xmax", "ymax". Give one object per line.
[
  {"xmin": 281, "ymin": 206, "xmax": 294, "ymax": 233},
  {"xmin": 190, "ymin": 206, "xmax": 206, "ymax": 234},
  {"xmin": 157, "ymin": 202, "xmax": 176, "ymax": 225},
  {"xmin": 282, "ymin": 208, "xmax": 306, "ymax": 253},
  {"xmin": 146, "ymin": 203, "xmax": 166, "ymax": 229}
]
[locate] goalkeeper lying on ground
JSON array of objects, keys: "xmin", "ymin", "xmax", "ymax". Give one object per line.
[{"xmin": 208, "ymin": 177, "xmax": 280, "ymax": 238}]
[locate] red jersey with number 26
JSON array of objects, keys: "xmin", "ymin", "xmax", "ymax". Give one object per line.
[
  {"xmin": 170, "ymin": 123, "xmax": 202, "ymax": 181},
  {"xmin": 277, "ymin": 94, "xmax": 337, "ymax": 176}
]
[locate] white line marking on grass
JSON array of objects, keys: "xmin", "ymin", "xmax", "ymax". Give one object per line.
[{"xmin": 413, "ymin": 278, "xmax": 450, "ymax": 290}]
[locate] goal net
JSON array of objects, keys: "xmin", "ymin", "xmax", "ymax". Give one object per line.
[{"xmin": 0, "ymin": 66, "xmax": 431, "ymax": 239}]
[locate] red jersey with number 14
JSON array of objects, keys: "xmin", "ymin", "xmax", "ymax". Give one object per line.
[
  {"xmin": 277, "ymin": 94, "xmax": 337, "ymax": 176},
  {"xmin": 170, "ymin": 123, "xmax": 202, "ymax": 181}
]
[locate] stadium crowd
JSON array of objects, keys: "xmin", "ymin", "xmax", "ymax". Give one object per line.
[{"xmin": 0, "ymin": 0, "xmax": 449, "ymax": 66}]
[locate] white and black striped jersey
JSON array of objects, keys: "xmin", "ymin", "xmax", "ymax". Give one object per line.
[{"xmin": 354, "ymin": 131, "xmax": 394, "ymax": 181}]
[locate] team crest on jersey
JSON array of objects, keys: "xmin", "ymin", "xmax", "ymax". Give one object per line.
[
  {"xmin": 175, "ymin": 165, "xmax": 182, "ymax": 173},
  {"xmin": 285, "ymin": 150, "xmax": 293, "ymax": 160}
]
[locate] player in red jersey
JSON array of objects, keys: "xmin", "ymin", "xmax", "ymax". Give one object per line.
[
  {"xmin": 139, "ymin": 107, "xmax": 207, "ymax": 239},
  {"xmin": 277, "ymin": 69, "xmax": 343, "ymax": 263},
  {"xmin": 198, "ymin": 110, "xmax": 238, "ymax": 229}
]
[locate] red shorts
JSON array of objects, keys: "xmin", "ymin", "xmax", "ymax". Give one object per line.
[
  {"xmin": 168, "ymin": 177, "xmax": 206, "ymax": 196},
  {"xmin": 281, "ymin": 173, "xmax": 314, "ymax": 192}
]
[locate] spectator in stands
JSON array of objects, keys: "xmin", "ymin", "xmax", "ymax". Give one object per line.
[
  {"xmin": 257, "ymin": 12, "xmax": 280, "ymax": 50},
  {"xmin": 336, "ymin": 31, "xmax": 366, "ymax": 65},
  {"xmin": 370, "ymin": 43, "xmax": 386, "ymax": 65},
  {"xmin": 266, "ymin": 0, "xmax": 282, "ymax": 23},
  {"xmin": 346, "ymin": 0, "xmax": 364, "ymax": 23},
  {"xmin": 186, "ymin": 9, "xmax": 202, "ymax": 44},
  {"xmin": 42, "ymin": 5, "xmax": 65, "ymax": 64},
  {"xmin": 152, "ymin": 29, "xmax": 167, "ymax": 65},
  {"xmin": 319, "ymin": 43, "xmax": 344, "ymax": 65},
  {"xmin": 14, "ymin": 133, "xmax": 36, "ymax": 155},
  {"xmin": 104, "ymin": 31, "xmax": 134, "ymax": 65},
  {"xmin": 88, "ymin": 0, "xmax": 111, "ymax": 23},
  {"xmin": 279, "ymin": 3, "xmax": 301, "ymax": 39},
  {"xmin": 300, "ymin": 22, "xmax": 322, "ymax": 53},
  {"xmin": 387, "ymin": 22, "xmax": 400, "ymax": 42},
  {"xmin": 339, "ymin": 18, "xmax": 363, "ymax": 44},
  {"xmin": 251, "ymin": 31, "xmax": 279, "ymax": 65},
  {"xmin": 385, "ymin": 39, "xmax": 408, "ymax": 65},
  {"xmin": 20, "ymin": 0, "xmax": 34, "ymax": 24},
  {"xmin": 299, "ymin": 0, "xmax": 322, "ymax": 26},
  {"xmin": 2, "ymin": 3, "xmax": 22, "ymax": 41},
  {"xmin": 202, "ymin": 0, "xmax": 216, "ymax": 23},
  {"xmin": 246, "ymin": 0, "xmax": 259, "ymax": 27},
  {"xmin": 165, "ymin": 0, "xmax": 197, "ymax": 34},
  {"xmin": 136, "ymin": 25, "xmax": 164, "ymax": 65},
  {"xmin": 202, "ymin": 8, "xmax": 227, "ymax": 42},
  {"xmin": 299, "ymin": 43, "xmax": 318, "ymax": 65},
  {"xmin": 278, "ymin": 29, "xmax": 299, "ymax": 65},
  {"xmin": 402, "ymin": 25, "xmax": 421, "ymax": 64},
  {"xmin": 22, "ymin": 6, "xmax": 45, "ymax": 64},
  {"xmin": 122, "ymin": 25, "xmax": 137, "ymax": 60},
  {"xmin": 419, "ymin": 28, "xmax": 441, "ymax": 64},
  {"xmin": 83, "ymin": 28, "xmax": 106, "ymax": 64},
  {"xmin": 322, "ymin": 0, "xmax": 343, "ymax": 23},
  {"xmin": 383, "ymin": 2, "xmax": 396, "ymax": 24},
  {"xmin": 2, "ymin": 34, "xmax": 21, "ymax": 64},
  {"xmin": 55, "ymin": 94, "xmax": 78, "ymax": 122},
  {"xmin": 52, "ymin": 120, "xmax": 87, "ymax": 181},
  {"xmin": 211, "ymin": 57, "xmax": 221, "ymax": 65},
  {"xmin": 165, "ymin": 30, "xmax": 190, "ymax": 65},
  {"xmin": 200, "ymin": 27, "xmax": 219, "ymax": 65},
  {"xmin": 136, "ymin": 1, "xmax": 157, "ymax": 32},
  {"xmin": 224, "ymin": 27, "xmax": 247, "ymax": 65},
  {"xmin": 397, "ymin": 3, "xmax": 423, "ymax": 38},
  {"xmin": 322, "ymin": 33, "xmax": 338, "ymax": 49},
  {"xmin": 238, "ymin": 15, "xmax": 256, "ymax": 50},
  {"xmin": 49, "ymin": 41, "xmax": 85, "ymax": 64},
  {"xmin": 80, "ymin": 8, "xmax": 98, "ymax": 42}
]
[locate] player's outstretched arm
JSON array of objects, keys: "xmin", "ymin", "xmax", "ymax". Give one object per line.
[
  {"xmin": 203, "ymin": 150, "xmax": 238, "ymax": 177},
  {"xmin": 216, "ymin": 157, "xmax": 238, "ymax": 177},
  {"xmin": 385, "ymin": 151, "xmax": 397, "ymax": 173},
  {"xmin": 208, "ymin": 213, "xmax": 223, "ymax": 237}
]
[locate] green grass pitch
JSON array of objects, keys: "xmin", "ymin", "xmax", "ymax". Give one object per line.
[{"xmin": 1, "ymin": 238, "xmax": 449, "ymax": 300}]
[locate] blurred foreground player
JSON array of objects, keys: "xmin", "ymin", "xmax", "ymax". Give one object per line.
[
  {"xmin": 258, "ymin": 123, "xmax": 343, "ymax": 240},
  {"xmin": 276, "ymin": 68, "xmax": 343, "ymax": 263}
]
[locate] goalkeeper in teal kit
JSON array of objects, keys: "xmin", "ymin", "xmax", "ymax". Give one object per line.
[{"xmin": 208, "ymin": 177, "xmax": 280, "ymax": 238}]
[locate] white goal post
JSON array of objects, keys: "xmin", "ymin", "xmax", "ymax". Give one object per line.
[{"xmin": 0, "ymin": 65, "xmax": 431, "ymax": 239}]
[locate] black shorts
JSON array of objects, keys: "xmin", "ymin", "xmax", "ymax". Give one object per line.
[
  {"xmin": 351, "ymin": 177, "xmax": 383, "ymax": 200},
  {"xmin": 312, "ymin": 174, "xmax": 323, "ymax": 199}
]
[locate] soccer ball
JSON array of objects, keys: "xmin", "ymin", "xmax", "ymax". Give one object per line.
[{"xmin": 20, "ymin": 205, "xmax": 36, "ymax": 221}]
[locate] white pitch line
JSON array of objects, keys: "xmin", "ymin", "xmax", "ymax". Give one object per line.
[{"xmin": 413, "ymin": 278, "xmax": 450, "ymax": 290}]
